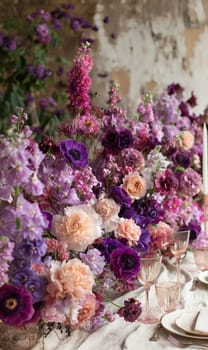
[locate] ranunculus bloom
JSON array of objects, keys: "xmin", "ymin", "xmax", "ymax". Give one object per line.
[
  {"xmin": 110, "ymin": 246, "xmax": 140, "ymax": 280},
  {"xmin": 47, "ymin": 258, "xmax": 94, "ymax": 300},
  {"xmin": 59, "ymin": 138, "xmax": 88, "ymax": 169},
  {"xmin": 115, "ymin": 218, "xmax": 142, "ymax": 246},
  {"xmin": 122, "ymin": 172, "xmax": 146, "ymax": 199},
  {"xmin": 52, "ymin": 205, "xmax": 102, "ymax": 252},
  {"xmin": 0, "ymin": 284, "xmax": 34, "ymax": 326},
  {"xmin": 94, "ymin": 198, "xmax": 120, "ymax": 232}
]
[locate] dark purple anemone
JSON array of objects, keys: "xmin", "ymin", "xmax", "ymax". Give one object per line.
[
  {"xmin": 102, "ymin": 130, "xmax": 119, "ymax": 150},
  {"xmin": 110, "ymin": 246, "xmax": 140, "ymax": 280},
  {"xmin": 0, "ymin": 284, "xmax": 34, "ymax": 326},
  {"xmin": 110, "ymin": 186, "xmax": 131, "ymax": 207},
  {"xmin": 102, "ymin": 237, "xmax": 124, "ymax": 262},
  {"xmin": 59, "ymin": 138, "xmax": 88, "ymax": 169},
  {"xmin": 118, "ymin": 129, "xmax": 133, "ymax": 149}
]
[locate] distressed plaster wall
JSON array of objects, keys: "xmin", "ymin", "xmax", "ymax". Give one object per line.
[
  {"xmin": 91, "ymin": 0, "xmax": 208, "ymax": 114},
  {"xmin": 1, "ymin": 0, "xmax": 208, "ymax": 114}
]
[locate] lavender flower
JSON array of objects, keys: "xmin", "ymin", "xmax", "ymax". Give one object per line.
[{"xmin": 80, "ymin": 248, "xmax": 105, "ymax": 275}]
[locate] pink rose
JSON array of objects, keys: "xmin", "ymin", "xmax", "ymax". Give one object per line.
[
  {"xmin": 115, "ymin": 218, "xmax": 141, "ymax": 246},
  {"xmin": 122, "ymin": 172, "xmax": 146, "ymax": 199}
]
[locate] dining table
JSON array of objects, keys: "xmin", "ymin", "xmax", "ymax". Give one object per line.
[{"xmin": 30, "ymin": 250, "xmax": 208, "ymax": 350}]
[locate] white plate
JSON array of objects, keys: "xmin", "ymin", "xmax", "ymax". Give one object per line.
[
  {"xmin": 161, "ymin": 310, "xmax": 208, "ymax": 340},
  {"xmin": 176, "ymin": 309, "xmax": 208, "ymax": 336},
  {"xmin": 198, "ymin": 271, "xmax": 208, "ymax": 285}
]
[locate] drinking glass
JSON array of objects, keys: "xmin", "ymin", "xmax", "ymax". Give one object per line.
[
  {"xmin": 169, "ymin": 230, "xmax": 190, "ymax": 283},
  {"xmin": 193, "ymin": 247, "xmax": 208, "ymax": 271},
  {"xmin": 137, "ymin": 252, "xmax": 162, "ymax": 324},
  {"xmin": 155, "ymin": 281, "xmax": 181, "ymax": 314}
]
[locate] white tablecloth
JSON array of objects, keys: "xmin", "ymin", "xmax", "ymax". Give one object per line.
[{"xmin": 22, "ymin": 252, "xmax": 208, "ymax": 349}]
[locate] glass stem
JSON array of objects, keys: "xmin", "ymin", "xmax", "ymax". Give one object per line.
[
  {"xmin": 176, "ymin": 256, "xmax": 180, "ymax": 283},
  {"xmin": 144, "ymin": 286, "xmax": 150, "ymax": 319}
]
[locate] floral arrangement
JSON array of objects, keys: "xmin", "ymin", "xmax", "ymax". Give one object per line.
[{"xmin": 0, "ymin": 42, "xmax": 204, "ymax": 339}]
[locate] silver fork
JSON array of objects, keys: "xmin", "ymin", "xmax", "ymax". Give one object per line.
[
  {"xmin": 149, "ymin": 322, "xmax": 162, "ymax": 341},
  {"xmin": 168, "ymin": 334, "xmax": 208, "ymax": 348}
]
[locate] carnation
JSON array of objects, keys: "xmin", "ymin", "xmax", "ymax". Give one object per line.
[{"xmin": 52, "ymin": 205, "xmax": 102, "ymax": 252}]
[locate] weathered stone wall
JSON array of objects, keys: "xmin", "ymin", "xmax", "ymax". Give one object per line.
[{"xmin": 1, "ymin": 0, "xmax": 208, "ymax": 113}]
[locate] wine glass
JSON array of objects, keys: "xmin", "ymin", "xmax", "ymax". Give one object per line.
[
  {"xmin": 155, "ymin": 281, "xmax": 181, "ymax": 314},
  {"xmin": 137, "ymin": 252, "xmax": 162, "ymax": 324},
  {"xmin": 169, "ymin": 230, "xmax": 190, "ymax": 283}
]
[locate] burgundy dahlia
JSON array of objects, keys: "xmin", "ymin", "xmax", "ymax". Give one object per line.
[
  {"xmin": 117, "ymin": 298, "xmax": 142, "ymax": 322},
  {"xmin": 0, "ymin": 284, "xmax": 34, "ymax": 326}
]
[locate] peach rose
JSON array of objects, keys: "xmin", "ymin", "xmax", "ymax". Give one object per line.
[
  {"xmin": 115, "ymin": 218, "xmax": 141, "ymax": 246},
  {"xmin": 48, "ymin": 258, "xmax": 94, "ymax": 300},
  {"xmin": 178, "ymin": 131, "xmax": 194, "ymax": 151},
  {"xmin": 52, "ymin": 205, "xmax": 102, "ymax": 252},
  {"xmin": 122, "ymin": 172, "xmax": 146, "ymax": 199},
  {"xmin": 94, "ymin": 198, "xmax": 120, "ymax": 232}
]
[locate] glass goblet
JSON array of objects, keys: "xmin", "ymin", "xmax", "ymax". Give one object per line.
[
  {"xmin": 137, "ymin": 252, "xmax": 162, "ymax": 324},
  {"xmin": 155, "ymin": 281, "xmax": 181, "ymax": 314},
  {"xmin": 169, "ymin": 230, "xmax": 190, "ymax": 283}
]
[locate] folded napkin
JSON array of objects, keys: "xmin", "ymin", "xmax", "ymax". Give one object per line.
[{"xmin": 192, "ymin": 308, "xmax": 208, "ymax": 333}]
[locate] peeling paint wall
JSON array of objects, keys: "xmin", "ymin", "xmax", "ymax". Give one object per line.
[
  {"xmin": 91, "ymin": 0, "xmax": 208, "ymax": 114},
  {"xmin": 1, "ymin": 0, "xmax": 208, "ymax": 114}
]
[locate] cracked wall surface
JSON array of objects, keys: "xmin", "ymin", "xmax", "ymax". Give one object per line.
[{"xmin": 1, "ymin": 0, "xmax": 208, "ymax": 113}]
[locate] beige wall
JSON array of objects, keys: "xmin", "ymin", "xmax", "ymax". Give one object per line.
[{"xmin": 1, "ymin": 0, "xmax": 208, "ymax": 114}]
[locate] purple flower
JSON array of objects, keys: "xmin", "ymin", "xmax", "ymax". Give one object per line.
[
  {"xmin": 59, "ymin": 138, "xmax": 88, "ymax": 169},
  {"xmin": 137, "ymin": 229, "xmax": 151, "ymax": 251},
  {"xmin": 172, "ymin": 151, "xmax": 191, "ymax": 168},
  {"xmin": 0, "ymin": 284, "xmax": 34, "ymax": 326},
  {"xmin": 102, "ymin": 238, "xmax": 124, "ymax": 262},
  {"xmin": 3, "ymin": 36, "xmax": 16, "ymax": 51},
  {"xmin": 179, "ymin": 101, "xmax": 189, "ymax": 116},
  {"xmin": 80, "ymin": 248, "xmax": 105, "ymax": 275},
  {"xmin": 14, "ymin": 239, "xmax": 47, "ymax": 262},
  {"xmin": 167, "ymin": 83, "xmax": 184, "ymax": 96},
  {"xmin": 110, "ymin": 246, "xmax": 140, "ymax": 280},
  {"xmin": 24, "ymin": 276, "xmax": 47, "ymax": 302},
  {"xmin": 181, "ymin": 220, "xmax": 201, "ymax": 241},
  {"xmin": 103, "ymin": 16, "xmax": 109, "ymax": 23},
  {"xmin": 36, "ymin": 23, "xmax": 51, "ymax": 44},
  {"xmin": 110, "ymin": 186, "xmax": 131, "ymax": 207},
  {"xmin": 117, "ymin": 298, "xmax": 142, "ymax": 322},
  {"xmin": 178, "ymin": 168, "xmax": 202, "ymax": 197},
  {"xmin": 102, "ymin": 130, "xmax": 119, "ymax": 150},
  {"xmin": 155, "ymin": 169, "xmax": 178, "ymax": 196},
  {"xmin": 118, "ymin": 129, "xmax": 133, "ymax": 149}
]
